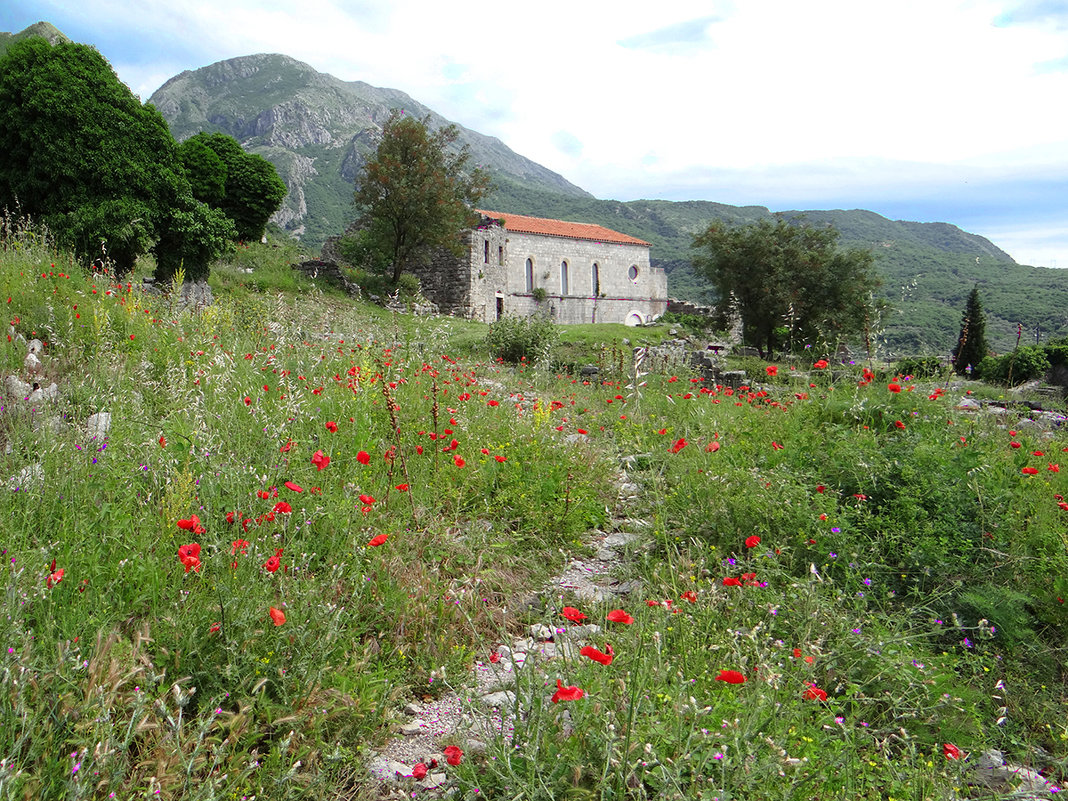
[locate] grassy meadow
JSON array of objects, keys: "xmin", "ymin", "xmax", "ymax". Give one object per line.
[{"xmin": 1, "ymin": 228, "xmax": 1066, "ymax": 800}]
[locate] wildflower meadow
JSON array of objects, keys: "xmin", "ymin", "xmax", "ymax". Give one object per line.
[{"xmin": 1, "ymin": 227, "xmax": 1066, "ymax": 800}]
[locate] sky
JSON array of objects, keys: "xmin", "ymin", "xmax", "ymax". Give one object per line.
[{"xmin": 3, "ymin": 0, "xmax": 1068, "ymax": 267}]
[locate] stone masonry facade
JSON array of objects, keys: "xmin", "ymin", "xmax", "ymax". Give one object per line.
[{"xmin": 407, "ymin": 211, "xmax": 668, "ymax": 326}]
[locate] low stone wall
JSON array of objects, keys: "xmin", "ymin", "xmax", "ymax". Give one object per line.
[{"xmin": 291, "ymin": 260, "xmax": 361, "ymax": 298}]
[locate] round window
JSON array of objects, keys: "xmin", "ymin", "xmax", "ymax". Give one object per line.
[{"xmin": 628, "ymin": 265, "xmax": 639, "ymax": 282}]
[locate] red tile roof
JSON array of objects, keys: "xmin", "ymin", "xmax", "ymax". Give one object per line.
[{"xmin": 477, "ymin": 210, "xmax": 650, "ymax": 247}]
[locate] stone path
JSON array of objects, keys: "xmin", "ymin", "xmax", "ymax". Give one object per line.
[{"xmin": 364, "ymin": 466, "xmax": 651, "ymax": 795}]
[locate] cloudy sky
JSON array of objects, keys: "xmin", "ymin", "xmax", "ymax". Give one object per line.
[{"xmin": 3, "ymin": 0, "xmax": 1068, "ymax": 267}]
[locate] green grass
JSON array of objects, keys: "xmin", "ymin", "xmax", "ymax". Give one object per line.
[{"xmin": 0, "ymin": 225, "xmax": 1066, "ymax": 799}]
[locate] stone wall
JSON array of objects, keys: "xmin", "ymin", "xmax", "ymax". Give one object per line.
[{"xmin": 336, "ymin": 215, "xmax": 669, "ymax": 327}]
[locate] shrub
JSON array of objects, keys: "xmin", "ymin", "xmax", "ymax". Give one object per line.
[
  {"xmin": 977, "ymin": 346, "xmax": 1050, "ymax": 385},
  {"xmin": 486, "ymin": 313, "xmax": 558, "ymax": 364},
  {"xmin": 894, "ymin": 355, "xmax": 946, "ymax": 379}
]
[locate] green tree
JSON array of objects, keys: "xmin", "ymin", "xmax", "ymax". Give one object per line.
[
  {"xmin": 179, "ymin": 132, "xmax": 287, "ymax": 242},
  {"xmin": 951, "ymin": 284, "xmax": 989, "ymax": 375},
  {"xmin": 0, "ymin": 37, "xmax": 232, "ymax": 280},
  {"xmin": 352, "ymin": 111, "xmax": 491, "ymax": 284},
  {"xmin": 691, "ymin": 217, "xmax": 882, "ymax": 358}
]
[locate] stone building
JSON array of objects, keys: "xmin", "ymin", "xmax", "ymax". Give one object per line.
[{"xmin": 409, "ymin": 210, "xmax": 668, "ymax": 325}]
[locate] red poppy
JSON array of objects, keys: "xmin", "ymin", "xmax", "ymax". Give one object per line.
[
  {"xmin": 1050, "ymin": 464, "xmax": 1061, "ymax": 473},
  {"xmin": 354, "ymin": 450, "xmax": 369, "ymax": 465},
  {"xmin": 368, "ymin": 533, "xmax": 389, "ymax": 547},
  {"xmin": 894, "ymin": 420, "xmax": 906, "ymax": 429},
  {"xmin": 813, "ymin": 360, "xmax": 829, "ymax": 370},
  {"xmin": 311, "ymin": 450, "xmax": 330, "ymax": 471},
  {"xmin": 888, "ymin": 383, "xmax": 902, "ymax": 393},
  {"xmin": 561, "ymin": 606, "xmax": 587, "ymax": 623},
  {"xmin": 494, "ymin": 454, "xmax": 507, "ymax": 463},
  {"xmin": 325, "ymin": 421, "xmax": 338, "ymax": 432},
  {"xmin": 803, "ymin": 684, "xmax": 827, "ymax": 701},
  {"xmin": 943, "ymin": 743, "xmax": 961, "ymax": 760},
  {"xmin": 272, "ymin": 501, "xmax": 291, "ymax": 514},
  {"xmin": 669, "ymin": 438, "xmax": 687, "ymax": 453},
  {"xmin": 606, "ymin": 609, "xmax": 635, "ymax": 624},
  {"xmin": 178, "ymin": 543, "xmax": 201, "ymax": 573},
  {"xmin": 280, "ymin": 440, "xmax": 294, "ymax": 453},
  {"xmin": 269, "ymin": 606, "xmax": 286, "ymax": 626},
  {"xmin": 765, "ymin": 365, "xmax": 778, "ymax": 376},
  {"xmin": 680, "ymin": 590, "xmax": 697, "ymax": 603},
  {"xmin": 263, "ymin": 552, "xmax": 281, "ymax": 573},
  {"xmin": 771, "ymin": 441, "xmax": 784, "ymax": 450},
  {"xmin": 706, "ymin": 440, "xmax": 721, "ymax": 452},
  {"xmin": 577, "ymin": 428, "xmax": 589, "ymax": 435},
  {"xmin": 1021, "ymin": 467, "xmax": 1039, "ymax": 475},
  {"xmin": 158, "ymin": 435, "xmax": 167, "ymax": 448},
  {"xmin": 359, "ymin": 494, "xmax": 376, "ymax": 505},
  {"xmin": 231, "ymin": 539, "xmax": 249, "ymax": 556},
  {"xmin": 177, "ymin": 515, "xmax": 205, "ymax": 535},
  {"xmin": 715, "ymin": 669, "xmax": 747, "ymax": 684},
  {"xmin": 580, "ymin": 643, "xmax": 614, "ymax": 665},
  {"xmin": 47, "ymin": 566, "xmax": 65, "ymax": 588},
  {"xmin": 745, "ymin": 535, "xmax": 761, "ymax": 548},
  {"xmin": 722, "ymin": 576, "xmax": 742, "ymax": 586},
  {"xmin": 284, "ymin": 480, "xmax": 302, "ymax": 492},
  {"xmin": 244, "ymin": 396, "xmax": 251, "ymax": 406},
  {"xmin": 412, "ymin": 763, "xmax": 428, "ymax": 779},
  {"xmin": 444, "ymin": 745, "xmax": 463, "ymax": 766},
  {"xmin": 454, "ymin": 455, "xmax": 466, "ymax": 468},
  {"xmin": 395, "ymin": 483, "xmax": 410, "ymax": 491},
  {"xmin": 1010, "ymin": 441, "xmax": 1022, "ymax": 449},
  {"xmin": 551, "ymin": 679, "xmax": 585, "ymax": 703}
]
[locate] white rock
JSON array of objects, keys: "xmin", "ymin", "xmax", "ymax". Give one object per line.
[
  {"xmin": 400, "ymin": 720, "xmax": 427, "ymax": 735},
  {"xmin": 5, "ymin": 375, "xmax": 30, "ymax": 398},
  {"xmin": 8, "ymin": 463, "xmax": 43, "ymax": 491},
  {"xmin": 87, "ymin": 412, "xmax": 111, "ymax": 439},
  {"xmin": 23, "ymin": 352, "xmax": 42, "ymax": 375},
  {"xmin": 26, "ymin": 339, "xmax": 43, "ymax": 355},
  {"xmin": 480, "ymin": 691, "xmax": 516, "ymax": 709},
  {"xmin": 529, "ymin": 624, "xmax": 553, "ymax": 641}
]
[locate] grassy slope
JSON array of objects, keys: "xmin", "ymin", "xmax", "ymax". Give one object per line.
[{"xmin": 0, "ymin": 231, "xmax": 1065, "ymax": 799}]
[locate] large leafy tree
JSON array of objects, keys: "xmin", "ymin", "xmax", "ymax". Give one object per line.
[
  {"xmin": 692, "ymin": 218, "xmax": 882, "ymax": 358},
  {"xmin": 0, "ymin": 37, "xmax": 232, "ymax": 279},
  {"xmin": 179, "ymin": 133, "xmax": 287, "ymax": 242},
  {"xmin": 353, "ymin": 111, "xmax": 490, "ymax": 284},
  {"xmin": 951, "ymin": 284, "xmax": 989, "ymax": 375}
]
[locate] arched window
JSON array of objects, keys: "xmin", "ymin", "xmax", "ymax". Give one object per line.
[
  {"xmin": 592, "ymin": 263, "xmax": 600, "ymax": 296},
  {"xmin": 525, "ymin": 258, "xmax": 534, "ymax": 292},
  {"xmin": 560, "ymin": 261, "xmax": 569, "ymax": 296},
  {"xmin": 628, "ymin": 265, "xmax": 639, "ymax": 283}
]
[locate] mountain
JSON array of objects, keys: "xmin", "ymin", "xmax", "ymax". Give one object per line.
[
  {"xmin": 480, "ymin": 183, "xmax": 1062, "ymax": 354},
  {"xmin": 147, "ymin": 54, "xmax": 591, "ymax": 245},
  {"xmin": 0, "ymin": 21, "xmax": 69, "ymax": 58}
]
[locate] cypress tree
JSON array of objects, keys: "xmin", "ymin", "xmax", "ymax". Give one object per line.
[{"xmin": 952, "ymin": 284, "xmax": 989, "ymax": 375}]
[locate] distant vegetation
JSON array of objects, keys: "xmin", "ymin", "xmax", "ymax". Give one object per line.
[{"xmin": 486, "ymin": 179, "xmax": 1068, "ymax": 355}]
